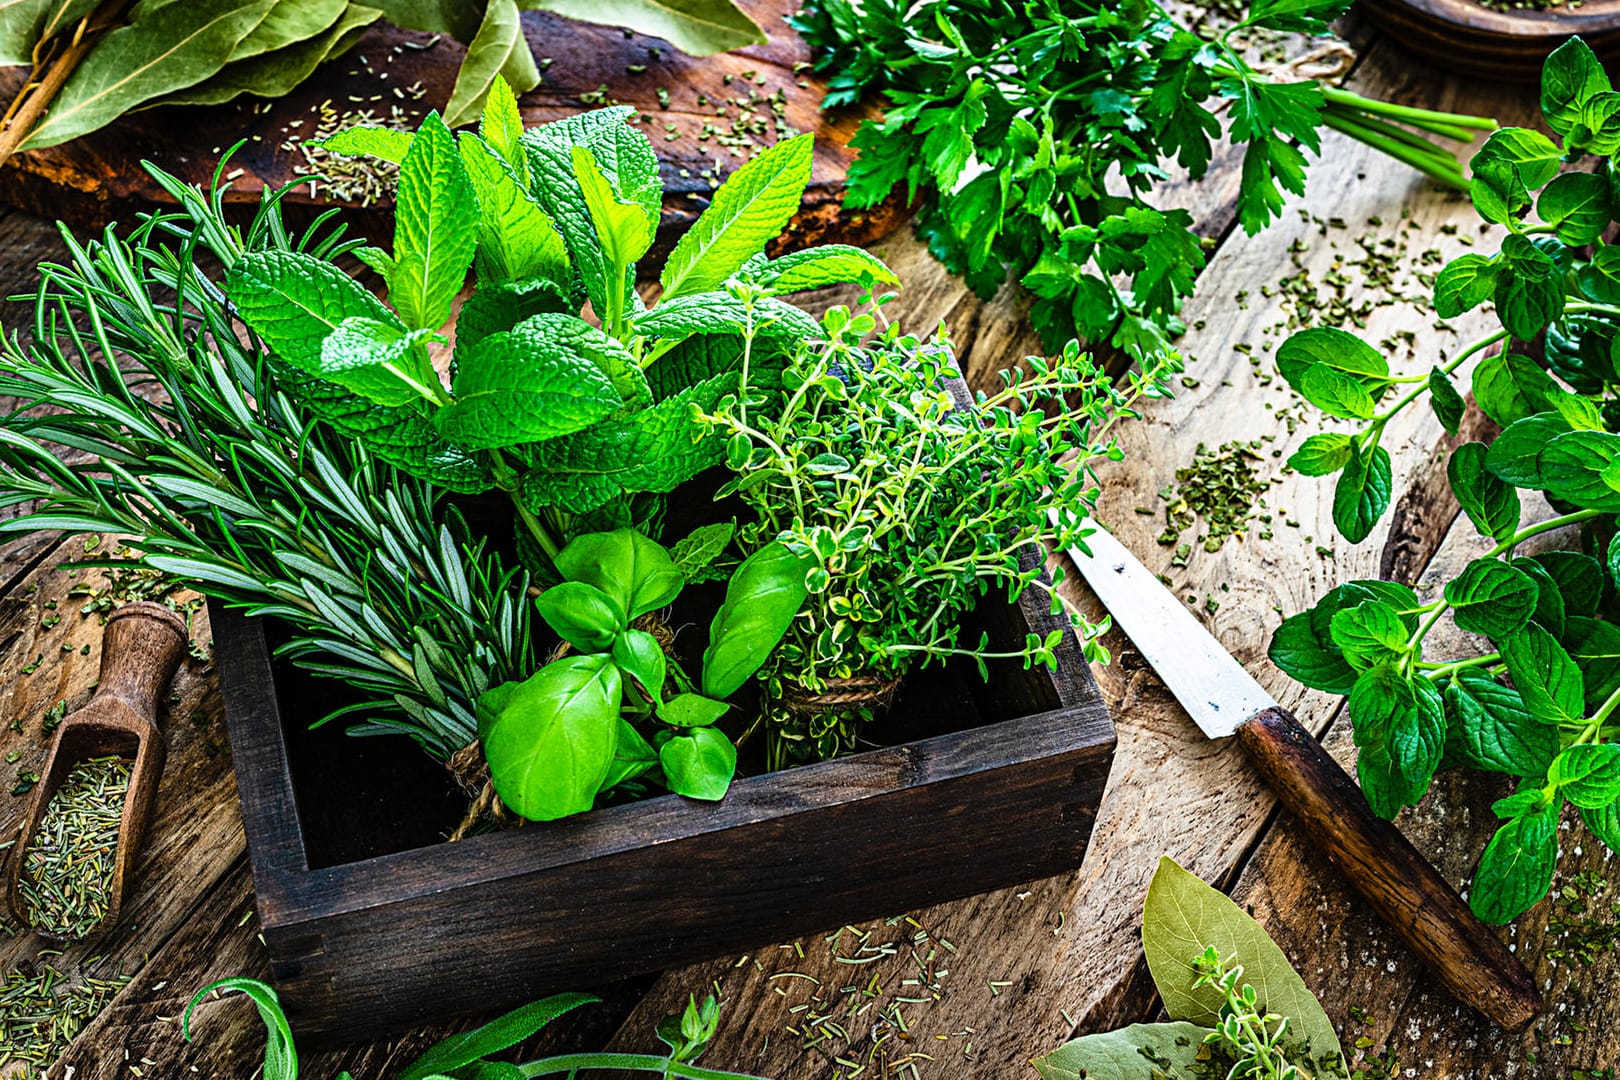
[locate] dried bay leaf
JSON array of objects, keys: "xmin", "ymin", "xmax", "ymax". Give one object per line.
[
  {"xmin": 22, "ymin": 0, "xmax": 276, "ymax": 149},
  {"xmin": 1033, "ymin": 1021, "xmax": 1225, "ymax": 1080},
  {"xmin": 132, "ymin": 0, "xmax": 347, "ymax": 60},
  {"xmin": 0, "ymin": 0, "xmax": 99, "ymax": 66},
  {"xmin": 443, "ymin": 0, "xmax": 538, "ymax": 128},
  {"xmin": 1140, "ymin": 857, "xmax": 1349, "ymax": 1078},
  {"xmin": 153, "ymin": 2, "xmax": 382, "ymax": 108},
  {"xmin": 523, "ymin": 0, "xmax": 764, "ymax": 56}
]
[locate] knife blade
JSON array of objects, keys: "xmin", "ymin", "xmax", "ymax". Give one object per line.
[{"xmin": 1063, "ymin": 519, "xmax": 1543, "ymax": 1032}]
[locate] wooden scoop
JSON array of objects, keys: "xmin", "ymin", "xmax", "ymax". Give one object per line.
[{"xmin": 3, "ymin": 601, "xmax": 188, "ymax": 942}]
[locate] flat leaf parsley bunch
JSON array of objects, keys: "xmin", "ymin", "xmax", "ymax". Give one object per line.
[
  {"xmin": 794, "ymin": 0, "xmax": 1496, "ymax": 356},
  {"xmin": 700, "ymin": 291, "xmax": 1174, "ymax": 766},
  {"xmin": 1269, "ymin": 38, "xmax": 1620, "ymax": 925}
]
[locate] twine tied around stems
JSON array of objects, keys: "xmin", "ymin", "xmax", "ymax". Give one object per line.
[
  {"xmin": 444, "ymin": 611, "xmax": 678, "ymax": 841},
  {"xmin": 778, "ymin": 671, "xmax": 903, "ymax": 718}
]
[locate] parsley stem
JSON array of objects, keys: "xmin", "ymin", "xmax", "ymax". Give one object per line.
[{"xmin": 1318, "ymin": 86, "xmax": 1499, "ymax": 132}]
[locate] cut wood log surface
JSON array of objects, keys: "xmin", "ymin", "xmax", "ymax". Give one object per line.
[{"xmin": 0, "ymin": 8, "xmax": 1616, "ymax": 1080}]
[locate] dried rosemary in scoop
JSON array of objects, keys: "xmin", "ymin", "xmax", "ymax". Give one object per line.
[{"xmin": 18, "ymin": 755, "xmax": 131, "ymax": 940}]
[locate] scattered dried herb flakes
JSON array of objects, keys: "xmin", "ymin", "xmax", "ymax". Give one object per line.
[
  {"xmin": 1157, "ymin": 441, "xmax": 1271, "ymax": 553},
  {"xmin": 0, "ymin": 956, "xmax": 130, "ymax": 1077},
  {"xmin": 1547, "ymin": 870, "xmax": 1620, "ymax": 967},
  {"xmin": 19, "ymin": 755, "xmax": 131, "ymax": 941}
]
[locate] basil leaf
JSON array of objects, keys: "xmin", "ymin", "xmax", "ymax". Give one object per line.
[
  {"xmin": 659, "ymin": 692, "xmax": 730, "ymax": 728},
  {"xmin": 1448, "ymin": 442, "xmax": 1520, "ymax": 543},
  {"xmin": 555, "ymin": 528, "xmax": 684, "ymax": 621},
  {"xmin": 1471, "ymin": 796, "xmax": 1560, "ymax": 924},
  {"xmin": 702, "ymin": 541, "xmax": 810, "ymax": 699},
  {"xmin": 1500, "ymin": 623, "xmax": 1585, "ymax": 726},
  {"xmin": 479, "ymin": 655, "xmax": 622, "ymax": 820},
  {"xmin": 658, "ymin": 726, "xmax": 738, "ymax": 800},
  {"xmin": 1444, "ymin": 558, "xmax": 1539, "ymax": 641},
  {"xmin": 612, "ymin": 628, "xmax": 668, "ymax": 706},
  {"xmin": 1446, "ymin": 671, "xmax": 1558, "ymax": 777},
  {"xmin": 1287, "ymin": 431, "xmax": 1352, "ymax": 477},
  {"xmin": 437, "ymin": 314, "xmax": 624, "ymax": 450},
  {"xmin": 1550, "ymin": 744, "xmax": 1620, "ymax": 809},
  {"xmin": 601, "ymin": 718, "xmax": 658, "ymax": 790},
  {"xmin": 662, "ymin": 132, "xmax": 814, "ymax": 300},
  {"xmin": 536, "ymin": 581, "xmax": 627, "ymax": 652},
  {"xmin": 1332, "ymin": 441, "xmax": 1392, "ymax": 544},
  {"xmin": 392, "ymin": 111, "xmax": 479, "ymax": 332}
]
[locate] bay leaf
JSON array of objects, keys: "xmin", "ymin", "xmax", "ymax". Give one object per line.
[
  {"xmin": 523, "ymin": 0, "xmax": 764, "ymax": 56},
  {"xmin": 1033, "ymin": 1021, "xmax": 1226, "ymax": 1080},
  {"xmin": 22, "ymin": 0, "xmax": 276, "ymax": 149},
  {"xmin": 1141, "ymin": 857, "xmax": 1349, "ymax": 1078},
  {"xmin": 132, "ymin": 0, "xmax": 347, "ymax": 60},
  {"xmin": 443, "ymin": 0, "xmax": 538, "ymax": 129},
  {"xmin": 0, "ymin": 0, "xmax": 101, "ymax": 65},
  {"xmin": 366, "ymin": 0, "xmax": 483, "ymax": 39},
  {"xmin": 153, "ymin": 2, "xmax": 382, "ymax": 108}
]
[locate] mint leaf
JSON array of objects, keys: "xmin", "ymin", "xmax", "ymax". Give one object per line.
[
  {"xmin": 1332, "ymin": 442, "xmax": 1392, "ymax": 544},
  {"xmin": 1537, "ymin": 552, "xmax": 1606, "ymax": 618},
  {"xmin": 229, "ymin": 249, "xmax": 404, "ymax": 374},
  {"xmin": 1485, "ymin": 413, "xmax": 1571, "ymax": 487},
  {"xmin": 1446, "ymin": 671, "xmax": 1558, "ymax": 777},
  {"xmin": 459, "ymin": 132, "xmax": 569, "ymax": 286},
  {"xmin": 1566, "ymin": 616, "xmax": 1620, "ymax": 712},
  {"xmin": 1448, "ymin": 442, "xmax": 1520, "ymax": 543},
  {"xmin": 392, "ymin": 111, "xmax": 479, "ymax": 332},
  {"xmin": 1348, "ymin": 664, "xmax": 1445, "ymax": 818},
  {"xmin": 661, "ymin": 133, "xmax": 814, "ymax": 299},
  {"xmin": 1541, "ymin": 429, "xmax": 1620, "ymax": 511},
  {"xmin": 1269, "ymin": 608, "xmax": 1356, "ymax": 695},
  {"xmin": 437, "ymin": 314, "xmax": 623, "ymax": 450},
  {"xmin": 1242, "ymin": 0, "xmax": 1351, "ymax": 34},
  {"xmin": 636, "ymin": 292, "xmax": 822, "ymax": 347},
  {"xmin": 1584, "ymin": 800, "xmax": 1620, "ymax": 855},
  {"xmin": 1511, "ymin": 556, "xmax": 1566, "ymax": 638},
  {"xmin": 521, "ymin": 107, "xmax": 638, "ymax": 312},
  {"xmin": 670, "ymin": 522, "xmax": 735, "ymax": 579},
  {"xmin": 1542, "ymin": 37, "xmax": 1610, "ymax": 136},
  {"xmin": 317, "ymin": 125, "xmax": 413, "ymax": 162},
  {"xmin": 763, "ymin": 245, "xmax": 899, "ymax": 293},
  {"xmin": 456, "ymin": 277, "xmax": 571, "ymax": 348},
  {"xmin": 1299, "ymin": 364, "xmax": 1376, "ymax": 420},
  {"xmin": 1577, "ymin": 240, "xmax": 1620, "ymax": 304},
  {"xmin": 1275, "ymin": 325, "xmax": 1388, "ymax": 390},
  {"xmin": 1500, "ymin": 623, "xmax": 1585, "ymax": 726},
  {"xmin": 1537, "ymin": 171, "xmax": 1613, "ymax": 245},
  {"xmin": 478, "ymin": 73, "xmax": 528, "ymax": 181},
  {"xmin": 1551, "ymin": 744, "xmax": 1620, "ymax": 809},
  {"xmin": 1433, "ymin": 253, "xmax": 1500, "ymax": 318},
  {"xmin": 1288, "ymin": 432, "xmax": 1352, "ymax": 477},
  {"xmin": 1329, "ymin": 600, "xmax": 1409, "ymax": 670},
  {"xmin": 1474, "ymin": 352, "xmax": 1558, "ymax": 428},
  {"xmin": 1471, "ymin": 797, "xmax": 1559, "ymax": 924},
  {"xmin": 318, "ymin": 317, "xmax": 439, "ymax": 407},
  {"xmin": 1428, "ymin": 367, "xmax": 1465, "ymax": 435},
  {"xmin": 1445, "ymin": 558, "xmax": 1540, "ymax": 641},
  {"xmin": 572, "ymin": 143, "xmax": 656, "ymax": 271}
]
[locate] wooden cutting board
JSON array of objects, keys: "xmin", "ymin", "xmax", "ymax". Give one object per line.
[{"xmin": 0, "ymin": 0, "xmax": 903, "ymax": 249}]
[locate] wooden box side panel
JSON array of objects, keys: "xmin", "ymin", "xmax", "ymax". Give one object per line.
[{"xmin": 269, "ymin": 720, "xmax": 1113, "ymax": 1039}]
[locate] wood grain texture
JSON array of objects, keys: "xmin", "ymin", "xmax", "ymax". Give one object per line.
[
  {"xmin": 1236, "ymin": 705, "xmax": 1541, "ymax": 1031},
  {"xmin": 0, "ymin": 0, "xmax": 906, "ymax": 250},
  {"xmin": 1356, "ymin": 0, "xmax": 1620, "ymax": 79}
]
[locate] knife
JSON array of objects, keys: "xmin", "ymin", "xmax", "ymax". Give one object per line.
[{"xmin": 1064, "ymin": 520, "xmax": 1543, "ymax": 1032}]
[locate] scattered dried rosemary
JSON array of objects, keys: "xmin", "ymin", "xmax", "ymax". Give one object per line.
[
  {"xmin": 19, "ymin": 755, "xmax": 131, "ymax": 941},
  {"xmin": 0, "ymin": 955, "xmax": 130, "ymax": 1077}
]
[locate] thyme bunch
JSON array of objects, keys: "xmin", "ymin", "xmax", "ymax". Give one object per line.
[
  {"xmin": 701, "ymin": 288, "xmax": 1174, "ymax": 765},
  {"xmin": 1192, "ymin": 946, "xmax": 1311, "ymax": 1080}
]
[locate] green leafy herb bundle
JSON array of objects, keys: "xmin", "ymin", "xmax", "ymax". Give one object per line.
[
  {"xmin": 0, "ymin": 84, "xmax": 895, "ymax": 822},
  {"xmin": 1267, "ymin": 37, "xmax": 1620, "ymax": 925},
  {"xmin": 186, "ymin": 977, "xmax": 770, "ymax": 1079},
  {"xmin": 791, "ymin": 0, "xmax": 1497, "ymax": 357},
  {"xmin": 0, "ymin": 0, "xmax": 764, "ymax": 161},
  {"xmin": 700, "ymin": 301, "xmax": 1171, "ymax": 765},
  {"xmin": 1034, "ymin": 857, "xmax": 1349, "ymax": 1080}
]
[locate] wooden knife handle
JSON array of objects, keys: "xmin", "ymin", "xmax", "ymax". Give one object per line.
[{"xmin": 1236, "ymin": 706, "xmax": 1542, "ymax": 1032}]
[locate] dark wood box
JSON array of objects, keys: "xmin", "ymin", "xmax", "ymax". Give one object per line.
[{"xmin": 213, "ymin": 520, "xmax": 1116, "ymax": 1043}]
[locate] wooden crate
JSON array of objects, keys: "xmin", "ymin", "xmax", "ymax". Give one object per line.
[{"xmin": 213, "ymin": 440, "xmax": 1117, "ymax": 1042}]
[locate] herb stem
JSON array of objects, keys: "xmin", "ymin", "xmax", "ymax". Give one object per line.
[
  {"xmin": 1319, "ymin": 85, "xmax": 1499, "ymax": 132},
  {"xmin": 1320, "ymin": 112, "xmax": 1467, "ymax": 191},
  {"xmin": 521, "ymin": 1053, "xmax": 767, "ymax": 1078}
]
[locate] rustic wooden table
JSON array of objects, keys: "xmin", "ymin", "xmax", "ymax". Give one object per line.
[{"xmin": 0, "ymin": 13, "xmax": 1613, "ymax": 1080}]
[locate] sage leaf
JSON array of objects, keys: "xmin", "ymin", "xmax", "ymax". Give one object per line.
[
  {"xmin": 437, "ymin": 313, "xmax": 622, "ymax": 450},
  {"xmin": 1139, "ymin": 858, "xmax": 1348, "ymax": 1077},
  {"xmin": 22, "ymin": 0, "xmax": 276, "ymax": 150},
  {"xmin": 392, "ymin": 111, "xmax": 479, "ymax": 332},
  {"xmin": 478, "ymin": 655, "xmax": 622, "ymax": 820},
  {"xmin": 662, "ymin": 133, "xmax": 814, "ymax": 299},
  {"xmin": 525, "ymin": 0, "xmax": 765, "ymax": 56}
]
